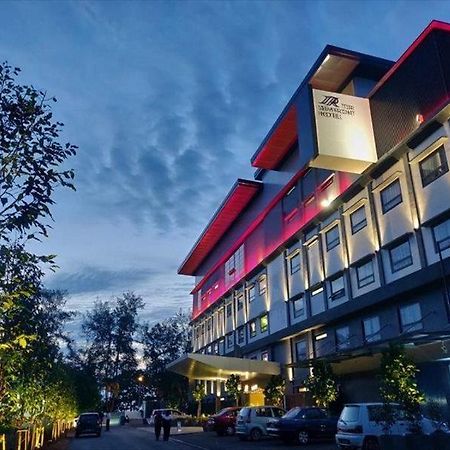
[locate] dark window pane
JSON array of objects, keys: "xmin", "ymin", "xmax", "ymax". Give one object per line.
[
  {"xmin": 419, "ymin": 145, "xmax": 449, "ymax": 187},
  {"xmin": 433, "ymin": 217, "xmax": 450, "ymax": 252},
  {"xmin": 325, "ymin": 225, "xmax": 340, "ymax": 251},
  {"xmin": 400, "ymin": 303, "xmax": 422, "ymax": 332},
  {"xmin": 350, "ymin": 206, "xmax": 367, "ymax": 234},
  {"xmin": 389, "ymin": 239, "xmax": 413, "ymax": 272},
  {"xmin": 356, "ymin": 259, "xmax": 375, "ymax": 288},
  {"xmin": 330, "ymin": 276, "xmax": 345, "ymax": 300},
  {"xmin": 283, "ymin": 185, "xmax": 299, "ymax": 216},
  {"xmin": 381, "ymin": 179, "xmax": 402, "ymax": 214}
]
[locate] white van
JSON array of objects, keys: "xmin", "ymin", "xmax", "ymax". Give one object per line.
[{"xmin": 335, "ymin": 403, "xmax": 449, "ymax": 450}]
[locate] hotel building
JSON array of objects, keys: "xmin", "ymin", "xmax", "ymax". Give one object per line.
[{"xmin": 169, "ymin": 21, "xmax": 450, "ymax": 409}]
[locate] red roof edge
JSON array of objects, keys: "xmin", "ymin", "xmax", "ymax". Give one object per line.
[
  {"xmin": 178, "ymin": 179, "xmax": 261, "ymax": 276},
  {"xmin": 369, "ymin": 20, "xmax": 450, "ymax": 98}
]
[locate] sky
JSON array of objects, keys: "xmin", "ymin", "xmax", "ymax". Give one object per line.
[{"xmin": 1, "ymin": 0, "xmax": 450, "ymax": 339}]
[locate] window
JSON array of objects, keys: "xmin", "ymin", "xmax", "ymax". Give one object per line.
[
  {"xmin": 237, "ymin": 294, "xmax": 244, "ymax": 311},
  {"xmin": 325, "ymin": 225, "xmax": 340, "ymax": 251},
  {"xmin": 295, "ymin": 340, "xmax": 307, "ymax": 361},
  {"xmin": 283, "ymin": 185, "xmax": 299, "ymax": 216},
  {"xmin": 226, "ymin": 333, "xmax": 233, "ymax": 348},
  {"xmin": 389, "ymin": 238, "xmax": 413, "ymax": 272},
  {"xmin": 302, "ymin": 169, "xmax": 316, "ymax": 200},
  {"xmin": 363, "ymin": 316, "xmax": 381, "ymax": 343},
  {"xmin": 206, "ymin": 345, "xmax": 212, "ymax": 354},
  {"xmin": 336, "ymin": 326, "xmax": 350, "ymax": 351},
  {"xmin": 261, "ymin": 351, "xmax": 269, "ymax": 361},
  {"xmin": 400, "ymin": 303, "xmax": 423, "ymax": 332},
  {"xmin": 207, "ymin": 319, "xmax": 211, "ymax": 331},
  {"xmin": 214, "ymin": 342, "xmax": 219, "ymax": 354},
  {"xmin": 432, "ymin": 217, "xmax": 450, "ymax": 252},
  {"xmin": 419, "ymin": 145, "xmax": 449, "ymax": 187},
  {"xmin": 330, "ymin": 275, "xmax": 345, "ymax": 300},
  {"xmin": 288, "ymin": 250, "xmax": 301, "ymax": 275},
  {"xmin": 350, "ymin": 206, "xmax": 367, "ymax": 234},
  {"xmin": 249, "ymin": 321, "xmax": 257, "ymax": 338},
  {"xmin": 237, "ymin": 327, "xmax": 244, "ymax": 344},
  {"xmin": 258, "ymin": 275, "xmax": 267, "ymax": 295},
  {"xmin": 255, "ymin": 407, "xmax": 272, "ymax": 417},
  {"xmin": 225, "ymin": 245, "xmax": 244, "ymax": 287},
  {"xmin": 247, "ymin": 285, "xmax": 256, "ymax": 303},
  {"xmin": 293, "ymin": 296, "xmax": 305, "ymax": 318},
  {"xmin": 356, "ymin": 259, "xmax": 375, "ymax": 288},
  {"xmin": 380, "ymin": 179, "xmax": 402, "ymax": 214},
  {"xmin": 260, "ymin": 314, "xmax": 268, "ymax": 333},
  {"xmin": 226, "ymin": 303, "xmax": 232, "ymax": 318}
]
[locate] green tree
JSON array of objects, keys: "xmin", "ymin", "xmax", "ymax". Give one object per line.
[
  {"xmin": 225, "ymin": 374, "xmax": 241, "ymax": 406},
  {"xmin": 264, "ymin": 375, "xmax": 285, "ymax": 407},
  {"xmin": 192, "ymin": 383, "xmax": 206, "ymax": 417},
  {"xmin": 304, "ymin": 361, "xmax": 338, "ymax": 409}
]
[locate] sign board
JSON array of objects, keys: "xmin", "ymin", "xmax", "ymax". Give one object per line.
[{"xmin": 310, "ymin": 89, "xmax": 377, "ymax": 173}]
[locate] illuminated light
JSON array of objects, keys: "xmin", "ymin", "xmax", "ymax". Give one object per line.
[
  {"xmin": 214, "ymin": 283, "xmax": 219, "ymax": 290},
  {"xmin": 311, "ymin": 286, "xmax": 324, "ymax": 296},
  {"xmin": 298, "ymin": 387, "xmax": 308, "ymax": 393},
  {"xmin": 220, "ymin": 397, "xmax": 225, "ymax": 401},
  {"xmin": 251, "ymin": 384, "xmax": 258, "ymax": 391},
  {"xmin": 416, "ymin": 114, "xmax": 424, "ymax": 124},
  {"xmin": 413, "ymin": 216, "xmax": 420, "ymax": 230},
  {"xmin": 315, "ymin": 332, "xmax": 328, "ymax": 341},
  {"xmin": 288, "ymin": 367, "xmax": 294, "ymax": 381},
  {"xmin": 244, "ymin": 384, "xmax": 249, "ymax": 393},
  {"xmin": 321, "ymin": 198, "xmax": 332, "ymax": 208}
]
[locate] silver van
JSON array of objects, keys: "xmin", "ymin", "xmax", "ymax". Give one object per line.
[{"xmin": 236, "ymin": 406, "xmax": 285, "ymax": 441}]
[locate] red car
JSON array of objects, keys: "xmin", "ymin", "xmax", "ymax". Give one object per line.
[{"xmin": 205, "ymin": 407, "xmax": 241, "ymax": 436}]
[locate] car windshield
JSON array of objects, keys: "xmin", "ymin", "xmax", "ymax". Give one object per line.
[
  {"xmin": 217, "ymin": 408, "xmax": 230, "ymax": 415},
  {"xmin": 79, "ymin": 414, "xmax": 98, "ymax": 423},
  {"xmin": 239, "ymin": 407, "xmax": 250, "ymax": 417},
  {"xmin": 341, "ymin": 406, "xmax": 360, "ymax": 423},
  {"xmin": 282, "ymin": 407, "xmax": 301, "ymax": 419}
]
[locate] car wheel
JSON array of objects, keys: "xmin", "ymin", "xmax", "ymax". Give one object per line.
[
  {"xmin": 298, "ymin": 430, "xmax": 309, "ymax": 445},
  {"xmin": 225, "ymin": 426, "xmax": 235, "ymax": 436},
  {"xmin": 250, "ymin": 428, "xmax": 262, "ymax": 441},
  {"xmin": 363, "ymin": 437, "xmax": 380, "ymax": 450}
]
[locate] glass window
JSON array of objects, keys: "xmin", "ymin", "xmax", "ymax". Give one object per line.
[
  {"xmin": 363, "ymin": 316, "xmax": 381, "ymax": 343},
  {"xmin": 400, "ymin": 303, "xmax": 423, "ymax": 332},
  {"xmin": 226, "ymin": 333, "xmax": 233, "ymax": 348},
  {"xmin": 288, "ymin": 251, "xmax": 301, "ymax": 275},
  {"xmin": 261, "ymin": 351, "xmax": 269, "ymax": 361},
  {"xmin": 237, "ymin": 327, "xmax": 245, "ymax": 344},
  {"xmin": 295, "ymin": 340, "xmax": 307, "ymax": 361},
  {"xmin": 226, "ymin": 303, "xmax": 232, "ymax": 317},
  {"xmin": 293, "ymin": 296, "xmax": 305, "ymax": 318},
  {"xmin": 248, "ymin": 285, "xmax": 255, "ymax": 303},
  {"xmin": 249, "ymin": 321, "xmax": 257, "ymax": 338},
  {"xmin": 237, "ymin": 294, "xmax": 244, "ymax": 311},
  {"xmin": 325, "ymin": 225, "xmax": 340, "ymax": 251},
  {"xmin": 330, "ymin": 275, "xmax": 345, "ymax": 300},
  {"xmin": 380, "ymin": 179, "xmax": 402, "ymax": 214},
  {"xmin": 350, "ymin": 206, "xmax": 367, "ymax": 234},
  {"xmin": 336, "ymin": 326, "xmax": 350, "ymax": 350},
  {"xmin": 283, "ymin": 185, "xmax": 299, "ymax": 216},
  {"xmin": 225, "ymin": 245, "xmax": 245, "ymax": 287},
  {"xmin": 432, "ymin": 217, "xmax": 450, "ymax": 252},
  {"xmin": 260, "ymin": 314, "xmax": 268, "ymax": 333},
  {"xmin": 419, "ymin": 145, "xmax": 449, "ymax": 187},
  {"xmin": 255, "ymin": 407, "xmax": 272, "ymax": 417},
  {"xmin": 356, "ymin": 259, "xmax": 375, "ymax": 288},
  {"xmin": 389, "ymin": 238, "xmax": 413, "ymax": 272},
  {"xmin": 214, "ymin": 343, "xmax": 219, "ymax": 354},
  {"xmin": 302, "ymin": 169, "xmax": 316, "ymax": 200},
  {"xmin": 258, "ymin": 275, "xmax": 267, "ymax": 295}
]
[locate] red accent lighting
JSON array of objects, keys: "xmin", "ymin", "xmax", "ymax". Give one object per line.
[{"xmin": 178, "ymin": 179, "xmax": 261, "ymax": 276}]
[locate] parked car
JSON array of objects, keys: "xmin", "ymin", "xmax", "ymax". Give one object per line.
[
  {"xmin": 267, "ymin": 406, "xmax": 338, "ymax": 445},
  {"xmin": 205, "ymin": 407, "xmax": 240, "ymax": 436},
  {"xmin": 75, "ymin": 412, "xmax": 102, "ymax": 438},
  {"xmin": 148, "ymin": 409, "xmax": 190, "ymax": 425},
  {"xmin": 335, "ymin": 403, "xmax": 450, "ymax": 450},
  {"xmin": 236, "ymin": 405, "xmax": 285, "ymax": 441}
]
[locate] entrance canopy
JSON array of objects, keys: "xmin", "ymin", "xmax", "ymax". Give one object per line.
[{"xmin": 167, "ymin": 353, "xmax": 280, "ymax": 382}]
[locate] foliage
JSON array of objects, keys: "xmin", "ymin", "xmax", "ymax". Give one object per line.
[
  {"xmin": 141, "ymin": 311, "xmax": 191, "ymax": 408},
  {"xmin": 304, "ymin": 361, "xmax": 338, "ymax": 409},
  {"xmin": 192, "ymin": 383, "xmax": 206, "ymax": 417},
  {"xmin": 80, "ymin": 292, "xmax": 144, "ymax": 410},
  {"xmin": 225, "ymin": 374, "xmax": 241, "ymax": 406},
  {"xmin": 263, "ymin": 375, "xmax": 285, "ymax": 407},
  {"xmin": 378, "ymin": 344, "xmax": 424, "ymax": 431}
]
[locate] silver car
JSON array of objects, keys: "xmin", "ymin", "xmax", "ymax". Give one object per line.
[{"xmin": 236, "ymin": 405, "xmax": 285, "ymax": 441}]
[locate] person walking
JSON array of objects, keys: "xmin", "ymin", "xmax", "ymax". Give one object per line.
[
  {"xmin": 154, "ymin": 411, "xmax": 163, "ymax": 441},
  {"xmin": 162, "ymin": 410, "xmax": 172, "ymax": 441},
  {"xmin": 105, "ymin": 412, "xmax": 111, "ymax": 431}
]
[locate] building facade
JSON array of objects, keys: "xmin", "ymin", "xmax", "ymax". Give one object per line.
[{"xmin": 170, "ymin": 21, "xmax": 450, "ymax": 410}]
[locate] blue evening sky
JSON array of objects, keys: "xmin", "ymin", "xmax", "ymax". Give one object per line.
[{"xmin": 1, "ymin": 0, "xmax": 449, "ymax": 337}]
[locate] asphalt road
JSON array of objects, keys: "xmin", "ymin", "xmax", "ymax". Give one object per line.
[{"xmin": 68, "ymin": 425, "xmax": 337, "ymax": 450}]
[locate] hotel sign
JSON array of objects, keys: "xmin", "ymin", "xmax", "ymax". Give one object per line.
[{"xmin": 310, "ymin": 89, "xmax": 377, "ymax": 173}]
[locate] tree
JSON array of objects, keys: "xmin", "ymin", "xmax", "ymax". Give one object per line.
[
  {"xmin": 225, "ymin": 374, "xmax": 241, "ymax": 406},
  {"xmin": 263, "ymin": 375, "xmax": 285, "ymax": 407},
  {"xmin": 192, "ymin": 383, "xmax": 206, "ymax": 417},
  {"xmin": 141, "ymin": 311, "xmax": 191, "ymax": 408},
  {"xmin": 304, "ymin": 361, "xmax": 338, "ymax": 409}
]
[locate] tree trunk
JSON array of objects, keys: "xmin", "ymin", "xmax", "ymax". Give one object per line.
[{"xmin": 197, "ymin": 400, "xmax": 201, "ymax": 417}]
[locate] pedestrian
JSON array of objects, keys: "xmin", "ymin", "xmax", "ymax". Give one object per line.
[
  {"xmin": 154, "ymin": 410, "xmax": 163, "ymax": 441},
  {"xmin": 162, "ymin": 410, "xmax": 172, "ymax": 441},
  {"xmin": 105, "ymin": 412, "xmax": 111, "ymax": 431}
]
